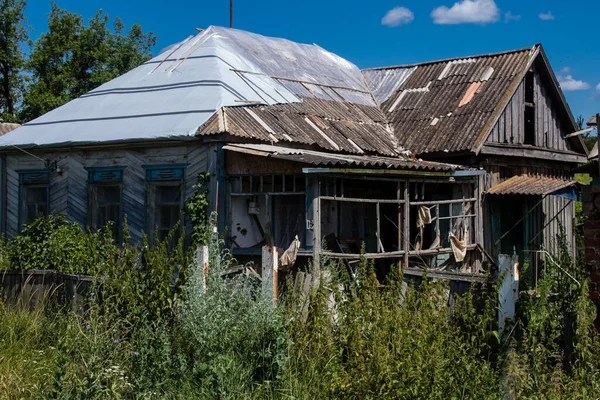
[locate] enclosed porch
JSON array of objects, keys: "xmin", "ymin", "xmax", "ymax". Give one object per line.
[{"xmin": 221, "ymin": 144, "xmax": 487, "ymax": 282}]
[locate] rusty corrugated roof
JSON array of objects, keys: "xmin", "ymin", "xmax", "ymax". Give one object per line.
[
  {"xmin": 486, "ymin": 175, "xmax": 575, "ymax": 196},
  {"xmin": 365, "ymin": 47, "xmax": 535, "ymax": 154},
  {"xmin": 223, "ymin": 143, "xmax": 469, "ymax": 172}
]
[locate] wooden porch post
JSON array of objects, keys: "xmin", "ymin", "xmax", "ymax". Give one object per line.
[{"xmin": 262, "ymin": 245, "xmax": 279, "ymax": 303}]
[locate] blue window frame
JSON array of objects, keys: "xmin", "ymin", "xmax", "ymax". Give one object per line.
[
  {"xmin": 143, "ymin": 165, "xmax": 187, "ymax": 242},
  {"xmin": 86, "ymin": 166, "xmax": 126, "ymax": 241},
  {"xmin": 18, "ymin": 170, "xmax": 50, "ymax": 227}
]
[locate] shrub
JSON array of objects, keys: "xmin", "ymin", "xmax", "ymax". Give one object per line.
[
  {"xmin": 7, "ymin": 213, "xmax": 107, "ymax": 274},
  {"xmin": 177, "ymin": 230, "xmax": 288, "ymax": 397}
]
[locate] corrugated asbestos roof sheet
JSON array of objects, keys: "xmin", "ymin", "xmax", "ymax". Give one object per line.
[
  {"xmin": 486, "ymin": 175, "xmax": 575, "ymax": 196},
  {"xmin": 223, "ymin": 143, "xmax": 467, "ymax": 171},
  {"xmin": 198, "ymin": 98, "xmax": 402, "ymax": 155},
  {"xmin": 364, "ymin": 48, "xmax": 535, "ymax": 154}
]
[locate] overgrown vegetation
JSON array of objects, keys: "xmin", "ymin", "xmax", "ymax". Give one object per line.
[{"xmin": 1, "ymin": 210, "xmax": 600, "ymax": 398}]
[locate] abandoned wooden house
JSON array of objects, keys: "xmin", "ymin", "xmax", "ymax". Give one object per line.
[
  {"xmin": 0, "ymin": 26, "xmax": 585, "ymax": 283},
  {"xmin": 363, "ymin": 45, "xmax": 587, "ymax": 265}
]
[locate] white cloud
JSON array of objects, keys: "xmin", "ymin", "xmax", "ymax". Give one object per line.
[
  {"xmin": 557, "ymin": 68, "xmax": 590, "ymax": 91},
  {"xmin": 431, "ymin": 0, "xmax": 499, "ymax": 25},
  {"xmin": 539, "ymin": 11, "xmax": 555, "ymax": 20},
  {"xmin": 382, "ymin": 7, "xmax": 415, "ymax": 27},
  {"xmin": 504, "ymin": 11, "xmax": 521, "ymax": 22}
]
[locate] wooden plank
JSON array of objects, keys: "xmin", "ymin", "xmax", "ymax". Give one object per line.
[
  {"xmin": 376, "ymin": 202, "xmax": 383, "ymax": 253},
  {"xmin": 516, "ymin": 82, "xmax": 523, "ymax": 144},
  {"xmin": 196, "ymin": 246, "xmax": 209, "ymax": 288},
  {"xmin": 505, "ymin": 96, "xmax": 512, "ymax": 143},
  {"xmin": 498, "ymin": 113, "xmax": 505, "ymax": 144},
  {"xmin": 397, "ymin": 182, "xmax": 402, "ymax": 255},
  {"xmin": 403, "ymin": 180, "xmax": 410, "ymax": 268},
  {"xmin": 403, "ymin": 266, "xmax": 488, "ymax": 283},
  {"xmin": 480, "ymin": 144, "xmax": 587, "ymax": 164},
  {"xmin": 537, "ymin": 72, "xmax": 544, "ymax": 146},
  {"xmin": 262, "ymin": 245, "xmax": 279, "ymax": 303},
  {"xmin": 1, "ymin": 155, "xmax": 6, "ymax": 234},
  {"xmin": 313, "ymin": 177, "xmax": 322, "ymax": 273}
]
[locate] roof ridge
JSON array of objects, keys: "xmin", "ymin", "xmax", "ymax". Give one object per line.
[{"xmin": 363, "ymin": 44, "xmax": 538, "ymax": 71}]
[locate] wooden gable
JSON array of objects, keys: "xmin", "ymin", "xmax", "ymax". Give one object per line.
[{"xmin": 480, "ymin": 49, "xmax": 587, "ymax": 163}]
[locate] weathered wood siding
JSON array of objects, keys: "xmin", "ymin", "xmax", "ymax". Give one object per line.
[
  {"xmin": 482, "ymin": 162, "xmax": 576, "ymax": 258},
  {"xmin": 4, "ymin": 144, "xmax": 211, "ymax": 244},
  {"xmin": 542, "ymin": 195, "xmax": 575, "ymax": 257},
  {"xmin": 487, "ymin": 68, "xmax": 572, "ymax": 152}
]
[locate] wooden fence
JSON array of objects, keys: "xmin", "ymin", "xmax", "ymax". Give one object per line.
[{"xmin": 0, "ymin": 270, "xmax": 92, "ymax": 310}]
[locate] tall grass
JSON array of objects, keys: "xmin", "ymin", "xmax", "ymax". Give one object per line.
[{"xmin": 1, "ymin": 214, "xmax": 600, "ymax": 398}]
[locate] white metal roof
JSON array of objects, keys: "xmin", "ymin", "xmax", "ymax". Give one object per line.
[{"xmin": 1, "ymin": 26, "xmax": 369, "ymax": 149}]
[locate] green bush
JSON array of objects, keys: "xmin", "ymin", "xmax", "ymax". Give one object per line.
[{"xmin": 7, "ymin": 213, "xmax": 107, "ymax": 274}]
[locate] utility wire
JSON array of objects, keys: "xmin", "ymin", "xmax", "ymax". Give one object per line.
[{"xmin": 0, "ymin": 136, "xmax": 48, "ymax": 165}]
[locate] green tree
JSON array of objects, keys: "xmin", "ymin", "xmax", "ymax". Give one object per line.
[
  {"xmin": 21, "ymin": 2, "xmax": 155, "ymax": 121},
  {"xmin": 0, "ymin": 0, "xmax": 29, "ymax": 122}
]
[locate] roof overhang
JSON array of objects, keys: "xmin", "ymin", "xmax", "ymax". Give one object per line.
[
  {"xmin": 486, "ymin": 175, "xmax": 577, "ymax": 196},
  {"xmin": 222, "ymin": 143, "xmax": 477, "ymax": 174}
]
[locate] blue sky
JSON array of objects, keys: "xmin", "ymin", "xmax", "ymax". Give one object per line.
[{"xmin": 26, "ymin": 0, "xmax": 600, "ymax": 124}]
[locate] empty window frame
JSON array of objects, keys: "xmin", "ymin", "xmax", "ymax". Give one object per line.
[
  {"xmin": 87, "ymin": 167, "xmax": 125, "ymax": 241},
  {"xmin": 320, "ymin": 177, "xmax": 406, "ymax": 255},
  {"xmin": 145, "ymin": 165, "xmax": 186, "ymax": 242},
  {"xmin": 18, "ymin": 170, "xmax": 50, "ymax": 227}
]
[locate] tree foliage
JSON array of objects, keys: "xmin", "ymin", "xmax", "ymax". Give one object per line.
[
  {"xmin": 16, "ymin": 1, "xmax": 155, "ymax": 122},
  {"xmin": 0, "ymin": 0, "xmax": 29, "ymax": 122}
]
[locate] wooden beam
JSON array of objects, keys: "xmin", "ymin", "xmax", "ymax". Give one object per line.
[
  {"xmin": 565, "ymin": 127, "xmax": 595, "ymax": 138},
  {"xmin": 262, "ymin": 245, "xmax": 279, "ymax": 303},
  {"xmin": 480, "ymin": 144, "xmax": 586, "ymax": 164},
  {"xmin": 403, "ymin": 267, "xmax": 489, "ymax": 283},
  {"xmin": 303, "ymin": 167, "xmax": 452, "ymax": 177},
  {"xmin": 196, "ymin": 246, "xmax": 209, "ymax": 288},
  {"xmin": 403, "ymin": 180, "xmax": 410, "ymax": 268}
]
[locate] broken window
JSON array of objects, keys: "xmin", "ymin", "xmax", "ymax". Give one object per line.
[
  {"xmin": 87, "ymin": 167, "xmax": 125, "ymax": 241},
  {"xmin": 19, "ymin": 170, "xmax": 49, "ymax": 227},
  {"xmin": 229, "ymin": 174, "xmax": 305, "ymax": 250},
  {"xmin": 145, "ymin": 166, "xmax": 185, "ymax": 242},
  {"xmin": 408, "ymin": 182, "xmax": 475, "ymax": 247},
  {"xmin": 318, "ymin": 177, "xmax": 478, "ymax": 271},
  {"xmin": 524, "ymin": 71, "xmax": 536, "ymax": 145},
  {"xmin": 320, "ymin": 177, "xmax": 405, "ymax": 256}
]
